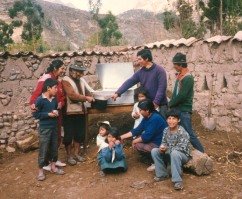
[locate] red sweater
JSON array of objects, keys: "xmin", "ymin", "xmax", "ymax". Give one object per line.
[{"xmin": 29, "ymin": 73, "xmax": 65, "ymax": 108}]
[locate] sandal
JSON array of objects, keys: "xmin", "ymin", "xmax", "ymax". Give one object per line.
[
  {"xmin": 37, "ymin": 173, "xmax": 46, "ymax": 181},
  {"xmin": 74, "ymin": 155, "xmax": 86, "ymax": 162},
  {"xmin": 52, "ymin": 168, "xmax": 65, "ymax": 175}
]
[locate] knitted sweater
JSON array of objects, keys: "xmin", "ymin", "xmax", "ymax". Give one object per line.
[
  {"xmin": 116, "ymin": 63, "xmax": 167, "ymax": 106},
  {"xmin": 169, "ymin": 74, "xmax": 194, "ymax": 112},
  {"xmin": 161, "ymin": 125, "xmax": 191, "ymax": 157},
  {"xmin": 33, "ymin": 94, "xmax": 58, "ymax": 129}
]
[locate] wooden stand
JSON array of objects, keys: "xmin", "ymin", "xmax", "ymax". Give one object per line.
[{"xmin": 84, "ymin": 104, "xmax": 133, "ymax": 151}]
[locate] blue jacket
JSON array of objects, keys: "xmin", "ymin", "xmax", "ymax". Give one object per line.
[
  {"xmin": 131, "ymin": 111, "xmax": 167, "ymax": 146},
  {"xmin": 98, "ymin": 143, "xmax": 127, "ymax": 172}
]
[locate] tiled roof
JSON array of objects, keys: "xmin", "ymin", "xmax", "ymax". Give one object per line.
[
  {"xmin": 233, "ymin": 31, "xmax": 242, "ymax": 41},
  {"xmin": 0, "ymin": 31, "xmax": 241, "ymax": 57},
  {"xmin": 204, "ymin": 35, "xmax": 232, "ymax": 43}
]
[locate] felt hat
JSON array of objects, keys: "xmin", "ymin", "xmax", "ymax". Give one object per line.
[
  {"xmin": 172, "ymin": 53, "xmax": 187, "ymax": 64},
  {"xmin": 69, "ymin": 64, "xmax": 86, "ymax": 72}
]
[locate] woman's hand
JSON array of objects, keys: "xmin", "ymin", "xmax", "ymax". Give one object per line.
[{"xmin": 57, "ymin": 102, "xmax": 63, "ymax": 109}]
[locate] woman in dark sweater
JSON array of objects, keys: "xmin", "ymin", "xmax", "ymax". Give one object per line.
[{"xmin": 120, "ymin": 99, "xmax": 167, "ymax": 169}]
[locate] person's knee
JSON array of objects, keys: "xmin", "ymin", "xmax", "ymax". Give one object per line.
[
  {"xmin": 170, "ymin": 150, "xmax": 181, "ymax": 159},
  {"xmin": 151, "ymin": 148, "xmax": 160, "ymax": 158}
]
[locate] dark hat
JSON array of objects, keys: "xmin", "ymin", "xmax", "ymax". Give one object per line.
[
  {"xmin": 69, "ymin": 64, "xmax": 86, "ymax": 72},
  {"xmin": 172, "ymin": 53, "xmax": 187, "ymax": 64}
]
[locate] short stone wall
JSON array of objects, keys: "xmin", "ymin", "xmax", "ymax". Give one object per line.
[{"xmin": 0, "ymin": 38, "xmax": 241, "ymax": 151}]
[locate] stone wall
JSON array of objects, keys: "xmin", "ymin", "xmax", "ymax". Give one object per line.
[{"xmin": 0, "ymin": 37, "xmax": 241, "ymax": 151}]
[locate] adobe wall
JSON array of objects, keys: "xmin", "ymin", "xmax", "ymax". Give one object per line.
[{"xmin": 0, "ymin": 38, "xmax": 241, "ymax": 150}]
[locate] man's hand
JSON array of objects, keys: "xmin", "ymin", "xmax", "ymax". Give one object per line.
[
  {"xmin": 153, "ymin": 102, "xmax": 159, "ymax": 110},
  {"xmin": 111, "ymin": 93, "xmax": 118, "ymax": 101},
  {"xmin": 86, "ymin": 96, "xmax": 94, "ymax": 103},
  {"xmin": 115, "ymin": 140, "xmax": 121, "ymax": 145},
  {"xmin": 159, "ymin": 144, "xmax": 167, "ymax": 153}
]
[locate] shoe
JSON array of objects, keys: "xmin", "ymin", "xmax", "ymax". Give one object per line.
[
  {"xmin": 174, "ymin": 182, "xmax": 183, "ymax": 190},
  {"xmin": 74, "ymin": 155, "xmax": 86, "ymax": 162},
  {"xmin": 67, "ymin": 157, "xmax": 77, "ymax": 166},
  {"xmin": 147, "ymin": 164, "xmax": 155, "ymax": 172},
  {"xmin": 55, "ymin": 160, "xmax": 66, "ymax": 167},
  {"xmin": 43, "ymin": 164, "xmax": 51, "ymax": 172},
  {"xmin": 52, "ymin": 168, "xmax": 65, "ymax": 175},
  {"xmin": 153, "ymin": 176, "xmax": 169, "ymax": 182},
  {"xmin": 37, "ymin": 173, "xmax": 46, "ymax": 181}
]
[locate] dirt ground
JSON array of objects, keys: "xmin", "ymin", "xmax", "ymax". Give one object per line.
[{"xmin": 0, "ymin": 112, "xmax": 242, "ymax": 199}]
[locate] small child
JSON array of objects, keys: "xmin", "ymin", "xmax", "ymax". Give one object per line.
[
  {"xmin": 151, "ymin": 109, "xmax": 191, "ymax": 190},
  {"xmin": 96, "ymin": 121, "xmax": 111, "ymax": 152},
  {"xmin": 33, "ymin": 78, "xmax": 65, "ymax": 181},
  {"xmin": 131, "ymin": 88, "xmax": 148, "ymax": 128},
  {"xmin": 97, "ymin": 127, "xmax": 127, "ymax": 176}
]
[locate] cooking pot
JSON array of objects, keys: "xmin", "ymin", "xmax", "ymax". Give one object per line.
[
  {"xmin": 91, "ymin": 93, "xmax": 111, "ymax": 110},
  {"xmin": 91, "ymin": 99, "xmax": 108, "ymax": 110}
]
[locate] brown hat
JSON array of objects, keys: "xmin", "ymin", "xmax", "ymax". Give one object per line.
[{"xmin": 69, "ymin": 64, "xmax": 86, "ymax": 72}]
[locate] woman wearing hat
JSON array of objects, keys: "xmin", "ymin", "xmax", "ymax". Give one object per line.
[
  {"xmin": 29, "ymin": 59, "xmax": 66, "ymax": 169},
  {"xmin": 62, "ymin": 62, "xmax": 94, "ymax": 165}
]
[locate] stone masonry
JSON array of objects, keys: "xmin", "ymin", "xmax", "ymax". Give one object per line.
[{"xmin": 0, "ymin": 35, "xmax": 241, "ymax": 151}]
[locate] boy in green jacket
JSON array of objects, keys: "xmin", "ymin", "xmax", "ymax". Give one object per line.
[{"xmin": 169, "ymin": 53, "xmax": 204, "ymax": 153}]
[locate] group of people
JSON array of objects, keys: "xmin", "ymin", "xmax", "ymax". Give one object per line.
[{"xmin": 30, "ymin": 48, "xmax": 205, "ymax": 191}]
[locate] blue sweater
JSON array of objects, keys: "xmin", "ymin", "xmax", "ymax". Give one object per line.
[
  {"xmin": 116, "ymin": 63, "xmax": 167, "ymax": 106},
  {"xmin": 131, "ymin": 111, "xmax": 168, "ymax": 146},
  {"xmin": 33, "ymin": 95, "xmax": 58, "ymax": 129}
]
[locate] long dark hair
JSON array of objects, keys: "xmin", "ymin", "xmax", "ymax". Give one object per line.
[{"xmin": 46, "ymin": 59, "xmax": 64, "ymax": 73}]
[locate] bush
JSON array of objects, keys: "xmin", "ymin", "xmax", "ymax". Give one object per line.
[{"xmin": 11, "ymin": 20, "xmax": 23, "ymax": 27}]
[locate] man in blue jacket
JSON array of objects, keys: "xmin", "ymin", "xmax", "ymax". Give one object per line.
[{"xmin": 112, "ymin": 49, "xmax": 168, "ymax": 118}]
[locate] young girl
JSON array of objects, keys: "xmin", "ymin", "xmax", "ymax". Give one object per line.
[
  {"xmin": 97, "ymin": 127, "xmax": 127, "ymax": 176},
  {"xmin": 96, "ymin": 121, "xmax": 111, "ymax": 152},
  {"xmin": 131, "ymin": 88, "xmax": 148, "ymax": 128}
]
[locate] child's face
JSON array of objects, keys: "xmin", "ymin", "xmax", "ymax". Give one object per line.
[
  {"xmin": 99, "ymin": 127, "xmax": 108, "ymax": 137},
  {"xmin": 49, "ymin": 85, "xmax": 58, "ymax": 96},
  {"xmin": 138, "ymin": 93, "xmax": 146, "ymax": 102},
  {"xmin": 107, "ymin": 134, "xmax": 116, "ymax": 143},
  {"xmin": 167, "ymin": 116, "xmax": 180, "ymax": 130}
]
